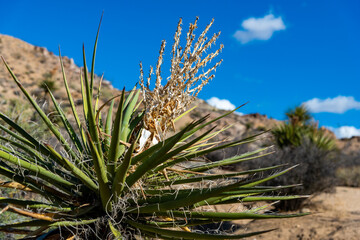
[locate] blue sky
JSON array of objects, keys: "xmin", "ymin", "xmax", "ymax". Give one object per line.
[{"xmin": 1, "ymin": 0, "xmax": 359, "ymax": 138}]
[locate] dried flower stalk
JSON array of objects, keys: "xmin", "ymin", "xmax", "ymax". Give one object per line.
[{"xmin": 139, "ymin": 18, "xmax": 223, "ymax": 143}]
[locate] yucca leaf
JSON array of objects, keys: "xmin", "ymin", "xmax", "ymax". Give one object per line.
[
  {"xmin": 183, "ymin": 125, "xmax": 233, "ymax": 153},
  {"xmin": 152, "ymin": 164, "xmax": 285, "ymax": 186},
  {"xmin": 158, "ymin": 137, "xmax": 263, "ymax": 172},
  {"xmin": 243, "ymin": 195, "xmax": 310, "ymax": 202},
  {"xmin": 0, "ymin": 144, "xmax": 22, "ymax": 159},
  {"xmin": 86, "ymin": 132, "xmax": 112, "ymax": 211},
  {"xmin": 129, "ymin": 135, "xmax": 163, "ymax": 165},
  {"xmin": 47, "ymin": 87, "xmax": 84, "ymax": 154},
  {"xmin": 15, "ymin": 219, "xmax": 99, "ymax": 235},
  {"xmin": 0, "ymin": 135, "xmax": 46, "ymax": 166},
  {"xmin": 83, "ymin": 46, "xmax": 103, "ymax": 156},
  {"xmin": 107, "ymin": 89, "xmax": 125, "ymax": 177},
  {"xmin": 94, "ymin": 75, "xmax": 104, "ymax": 132},
  {"xmin": 59, "ymin": 47, "xmax": 87, "ymax": 149},
  {"xmin": 48, "ymin": 219, "xmax": 99, "ymax": 227},
  {"xmin": 0, "ymin": 139, "xmax": 75, "ymax": 182},
  {"xmin": 127, "ymin": 220, "xmax": 274, "ymax": 239},
  {"xmin": 0, "ymin": 112, "xmax": 52, "ymax": 157},
  {"xmin": 174, "ymin": 106, "xmax": 196, "ymax": 123},
  {"xmin": 0, "ymin": 197, "xmax": 43, "ymax": 206},
  {"xmin": 105, "ymin": 100, "xmax": 115, "ymax": 137},
  {"xmin": 90, "ymin": 13, "xmax": 103, "ymax": 96},
  {"xmin": 0, "ymin": 228, "xmax": 32, "ymax": 234},
  {"xmin": 116, "ymin": 89, "xmax": 140, "ymax": 162},
  {"xmin": 11, "ymin": 219, "xmax": 97, "ymax": 237},
  {"xmin": 123, "ymin": 86, "xmax": 136, "ymax": 108},
  {"xmin": 104, "ymin": 99, "xmax": 115, "ymax": 153},
  {"xmin": 5, "ymin": 206, "xmax": 55, "ymax": 221},
  {"xmin": 153, "ymin": 210, "xmax": 309, "ymax": 220},
  {"xmin": 151, "ymin": 126, "xmax": 216, "ymax": 174},
  {"xmin": 181, "ymin": 104, "xmax": 247, "ymax": 141},
  {"xmin": 0, "ymin": 119, "xmax": 72, "ymax": 178},
  {"xmin": 80, "ymin": 72, "xmax": 88, "ymax": 123},
  {"xmin": 1, "ymin": 57, "xmax": 79, "ymax": 162},
  {"xmin": 0, "ymin": 220, "xmax": 51, "ymax": 229},
  {"xmin": 185, "ymin": 168, "xmax": 299, "ymax": 207},
  {"xmin": 125, "ymin": 122, "xmax": 197, "ymax": 188},
  {"xmin": 108, "ymin": 220, "xmax": 122, "ymax": 239},
  {"xmin": 196, "ymin": 193, "xmax": 309, "ymax": 207},
  {"xmin": 140, "ymin": 184, "xmax": 294, "ymax": 200},
  {"xmin": 122, "ymin": 90, "xmax": 140, "ymax": 126},
  {"xmin": 187, "ymin": 147, "xmax": 273, "ymax": 172},
  {"xmin": 0, "ymin": 150, "xmax": 73, "ymax": 192},
  {"xmin": 128, "ymin": 176, "xmax": 250, "ymax": 213},
  {"xmin": 248, "ymin": 201, "xmax": 279, "ymax": 214},
  {"xmin": 25, "ymin": 227, "xmax": 52, "ymax": 238},
  {"xmin": 0, "ymin": 197, "xmax": 71, "ymax": 212},
  {"xmin": 112, "ymin": 137, "xmax": 138, "ymax": 197},
  {"xmin": 146, "ymin": 219, "xmax": 214, "ymax": 228},
  {"xmin": 0, "ymin": 165, "xmax": 66, "ymax": 204},
  {"xmin": 128, "ymin": 111, "xmax": 144, "ymax": 135},
  {"xmin": 45, "ymin": 144, "xmax": 98, "ymax": 192},
  {"xmin": 63, "ymin": 204, "xmax": 98, "ymax": 218},
  {"xmin": 142, "ymin": 230, "xmax": 277, "ymax": 240},
  {"xmin": 130, "ymin": 115, "xmax": 209, "ymax": 166},
  {"xmin": 0, "ymin": 124, "xmax": 32, "ymax": 147},
  {"xmin": 241, "ymin": 165, "xmax": 298, "ymax": 188},
  {"xmin": 221, "ymin": 184, "xmax": 299, "ymax": 195},
  {"xmin": 24, "ymin": 205, "xmax": 72, "ymax": 212},
  {"xmin": 141, "ymin": 184, "xmax": 280, "ymax": 205},
  {"xmin": 0, "ymin": 181, "xmax": 32, "ymax": 191}
]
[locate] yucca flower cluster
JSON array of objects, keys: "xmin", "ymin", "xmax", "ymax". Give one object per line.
[
  {"xmin": 0, "ymin": 17, "xmax": 307, "ymax": 239},
  {"xmin": 139, "ymin": 18, "xmax": 223, "ymax": 145}
]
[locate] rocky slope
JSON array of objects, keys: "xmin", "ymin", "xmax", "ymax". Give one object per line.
[
  {"xmin": 0, "ymin": 33, "xmax": 359, "ymax": 165},
  {"xmin": 0, "ymin": 34, "xmax": 116, "ymax": 116},
  {"xmin": 1, "ymin": 33, "xmax": 360, "ymax": 240}
]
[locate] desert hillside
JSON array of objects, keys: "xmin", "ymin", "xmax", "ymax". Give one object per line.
[
  {"xmin": 0, "ymin": 34, "xmax": 116, "ymax": 116},
  {"xmin": 1, "ymin": 33, "xmax": 359, "ymax": 153},
  {"xmin": 0, "ymin": 33, "xmax": 360, "ymax": 239}
]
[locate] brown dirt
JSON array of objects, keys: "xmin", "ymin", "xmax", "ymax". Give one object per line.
[{"xmin": 234, "ymin": 187, "xmax": 360, "ymax": 240}]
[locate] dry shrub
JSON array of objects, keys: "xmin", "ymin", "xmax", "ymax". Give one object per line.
[
  {"xmin": 336, "ymin": 166, "xmax": 360, "ymax": 187},
  {"xmin": 264, "ymin": 140, "xmax": 337, "ymax": 211}
]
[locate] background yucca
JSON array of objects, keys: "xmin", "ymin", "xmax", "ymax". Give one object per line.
[
  {"xmin": 0, "ymin": 17, "xmax": 308, "ymax": 239},
  {"xmin": 268, "ymin": 105, "xmax": 336, "ymax": 210},
  {"xmin": 272, "ymin": 105, "xmax": 335, "ymax": 151}
]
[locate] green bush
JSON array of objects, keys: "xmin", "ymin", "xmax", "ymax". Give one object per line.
[
  {"xmin": 273, "ymin": 105, "xmax": 335, "ymax": 151},
  {"xmin": 270, "ymin": 105, "xmax": 337, "ymax": 210},
  {"xmin": 0, "ymin": 18, "xmax": 307, "ymax": 239}
]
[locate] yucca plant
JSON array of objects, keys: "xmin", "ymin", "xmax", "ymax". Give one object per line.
[
  {"xmin": 285, "ymin": 105, "xmax": 311, "ymax": 127},
  {"xmin": 0, "ymin": 17, "xmax": 308, "ymax": 239},
  {"xmin": 271, "ymin": 105, "xmax": 336, "ymax": 210},
  {"xmin": 273, "ymin": 105, "xmax": 335, "ymax": 150}
]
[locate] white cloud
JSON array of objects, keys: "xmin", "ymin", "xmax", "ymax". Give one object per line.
[
  {"xmin": 233, "ymin": 14, "xmax": 286, "ymax": 44},
  {"xmin": 234, "ymin": 111, "xmax": 244, "ymax": 116},
  {"xmin": 207, "ymin": 97, "xmax": 245, "ymax": 115},
  {"xmin": 207, "ymin": 97, "xmax": 236, "ymax": 111},
  {"xmin": 326, "ymin": 126, "xmax": 360, "ymax": 139},
  {"xmin": 303, "ymin": 96, "xmax": 360, "ymax": 114}
]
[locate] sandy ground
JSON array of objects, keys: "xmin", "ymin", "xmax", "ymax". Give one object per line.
[{"xmin": 234, "ymin": 187, "xmax": 360, "ymax": 240}]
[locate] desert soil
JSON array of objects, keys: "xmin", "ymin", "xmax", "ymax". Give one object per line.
[{"xmin": 234, "ymin": 187, "xmax": 360, "ymax": 240}]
